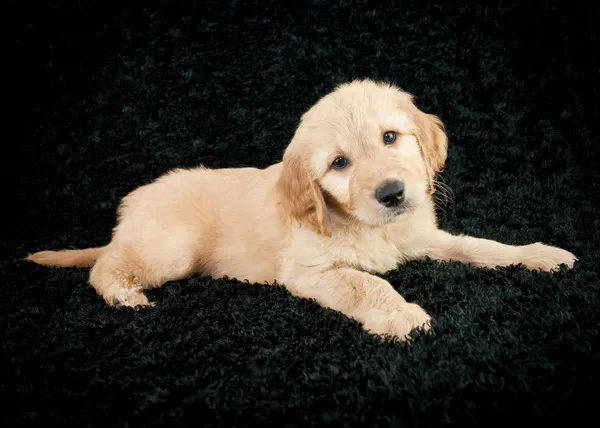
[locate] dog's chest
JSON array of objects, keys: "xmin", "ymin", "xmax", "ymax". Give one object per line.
[
  {"xmin": 331, "ymin": 225, "xmax": 427, "ymax": 274},
  {"xmin": 335, "ymin": 232, "xmax": 399, "ymax": 273}
]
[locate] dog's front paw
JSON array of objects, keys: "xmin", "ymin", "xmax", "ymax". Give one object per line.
[
  {"xmin": 362, "ymin": 303, "xmax": 432, "ymax": 341},
  {"xmin": 520, "ymin": 242, "xmax": 578, "ymax": 272}
]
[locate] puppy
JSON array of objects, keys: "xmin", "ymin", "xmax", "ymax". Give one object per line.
[{"xmin": 27, "ymin": 79, "xmax": 577, "ymax": 340}]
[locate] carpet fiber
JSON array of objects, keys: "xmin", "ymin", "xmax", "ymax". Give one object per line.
[{"xmin": 4, "ymin": 0, "xmax": 600, "ymax": 426}]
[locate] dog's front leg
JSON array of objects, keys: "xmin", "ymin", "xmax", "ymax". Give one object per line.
[
  {"xmin": 286, "ymin": 267, "xmax": 431, "ymax": 340},
  {"xmin": 427, "ymin": 229, "xmax": 577, "ymax": 272}
]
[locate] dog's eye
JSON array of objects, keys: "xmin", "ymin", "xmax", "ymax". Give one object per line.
[
  {"xmin": 383, "ymin": 131, "xmax": 397, "ymax": 145},
  {"xmin": 331, "ymin": 156, "xmax": 349, "ymax": 170}
]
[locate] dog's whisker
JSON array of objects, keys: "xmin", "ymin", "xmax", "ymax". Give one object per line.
[
  {"xmin": 433, "ymin": 176, "xmax": 455, "ymax": 209},
  {"xmin": 434, "ymin": 180, "xmax": 453, "ymax": 200},
  {"xmin": 432, "ymin": 197, "xmax": 447, "ymax": 214},
  {"xmin": 436, "ymin": 175, "xmax": 455, "ymax": 201},
  {"xmin": 433, "ymin": 187, "xmax": 450, "ymax": 208}
]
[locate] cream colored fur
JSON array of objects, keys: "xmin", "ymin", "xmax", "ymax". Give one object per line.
[{"xmin": 27, "ymin": 79, "xmax": 577, "ymax": 341}]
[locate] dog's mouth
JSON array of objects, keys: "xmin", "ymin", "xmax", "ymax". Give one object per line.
[
  {"xmin": 389, "ymin": 203, "xmax": 411, "ymax": 215},
  {"xmin": 380, "ymin": 200, "xmax": 415, "ymax": 221},
  {"xmin": 390, "ymin": 203, "xmax": 410, "ymax": 214}
]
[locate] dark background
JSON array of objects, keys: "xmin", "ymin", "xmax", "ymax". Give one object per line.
[{"xmin": 3, "ymin": 0, "xmax": 599, "ymax": 426}]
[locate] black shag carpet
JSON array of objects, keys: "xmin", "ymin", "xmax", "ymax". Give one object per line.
[{"xmin": 3, "ymin": 1, "xmax": 600, "ymax": 426}]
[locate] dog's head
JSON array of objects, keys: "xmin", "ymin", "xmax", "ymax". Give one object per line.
[{"xmin": 276, "ymin": 79, "xmax": 448, "ymax": 235}]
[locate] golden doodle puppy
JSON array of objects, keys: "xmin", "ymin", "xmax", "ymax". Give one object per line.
[{"xmin": 27, "ymin": 79, "xmax": 577, "ymax": 340}]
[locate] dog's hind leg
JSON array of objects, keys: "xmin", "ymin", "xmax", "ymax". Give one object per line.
[
  {"xmin": 89, "ymin": 248, "xmax": 155, "ymax": 308},
  {"xmin": 89, "ymin": 238, "xmax": 202, "ymax": 308}
]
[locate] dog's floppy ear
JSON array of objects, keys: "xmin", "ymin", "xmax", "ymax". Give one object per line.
[
  {"xmin": 421, "ymin": 113, "xmax": 448, "ymax": 174},
  {"xmin": 411, "ymin": 106, "xmax": 449, "ymax": 194},
  {"xmin": 276, "ymin": 152, "xmax": 331, "ymax": 237}
]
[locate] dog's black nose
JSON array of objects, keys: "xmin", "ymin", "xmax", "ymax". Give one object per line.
[{"xmin": 375, "ymin": 180, "xmax": 405, "ymax": 207}]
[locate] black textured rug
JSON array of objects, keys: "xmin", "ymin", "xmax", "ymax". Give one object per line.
[{"xmin": 4, "ymin": 1, "xmax": 600, "ymax": 426}]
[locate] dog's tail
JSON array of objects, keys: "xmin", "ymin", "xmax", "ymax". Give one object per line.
[{"xmin": 26, "ymin": 246, "xmax": 107, "ymax": 268}]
